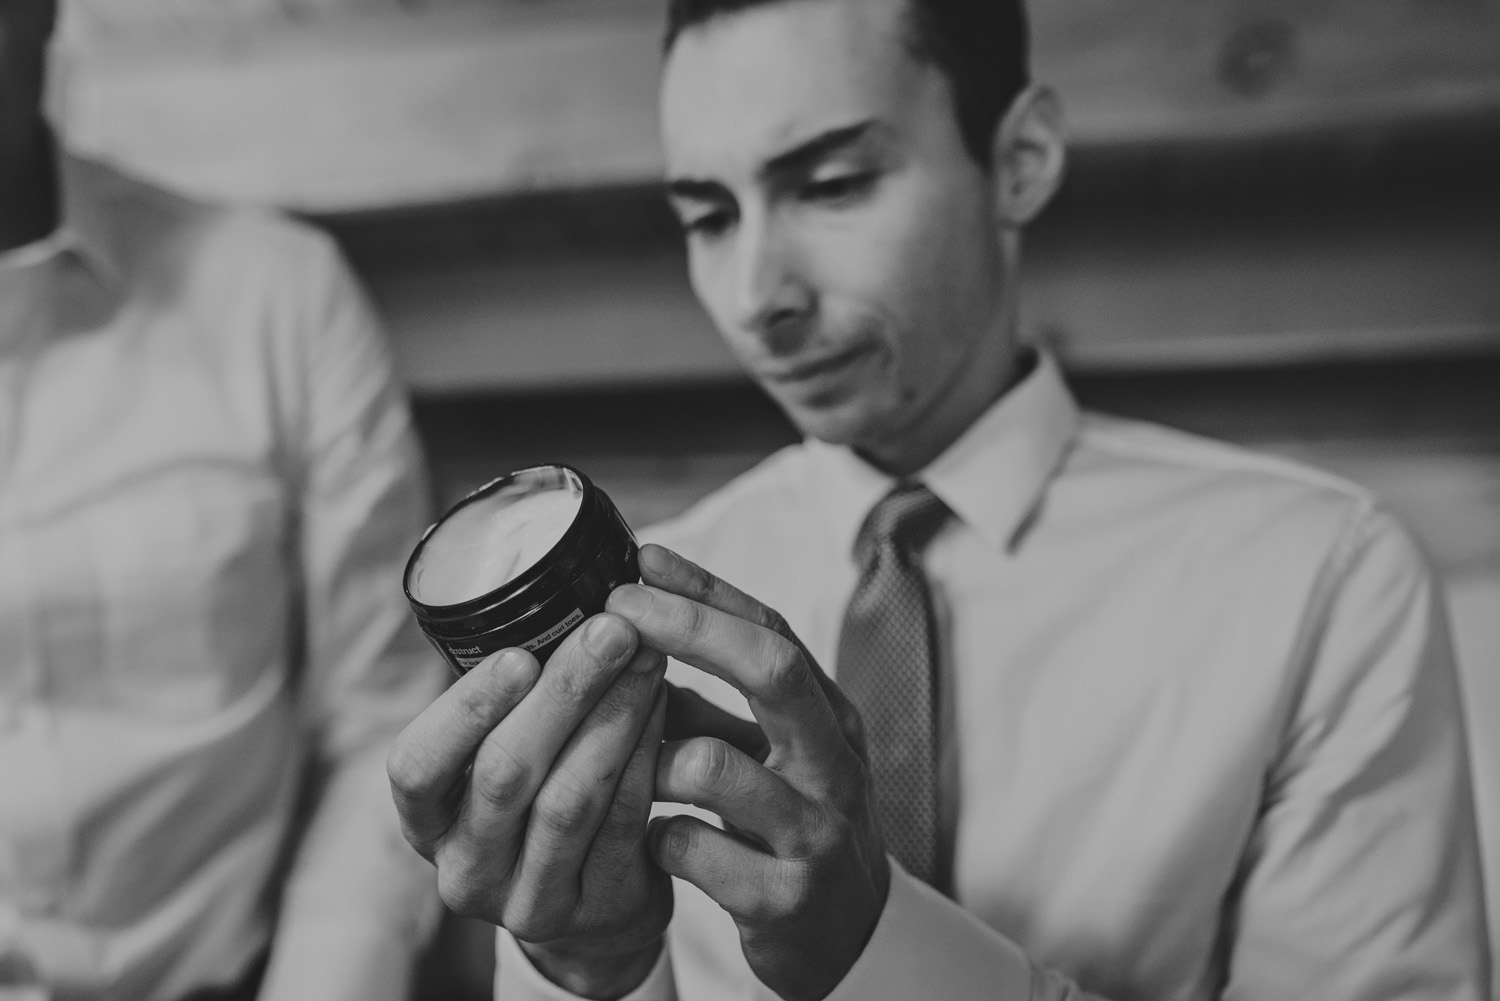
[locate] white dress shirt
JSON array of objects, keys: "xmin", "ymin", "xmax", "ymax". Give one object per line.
[
  {"xmin": 496, "ymin": 352, "xmax": 1489, "ymax": 1000},
  {"xmin": 0, "ymin": 154, "xmax": 446, "ymax": 1001}
]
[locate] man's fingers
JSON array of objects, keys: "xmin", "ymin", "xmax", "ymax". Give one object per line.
[
  {"xmin": 638, "ymin": 544, "xmax": 796, "ymax": 641},
  {"xmin": 577, "ymin": 681, "xmax": 673, "ymax": 943},
  {"xmin": 512, "ymin": 646, "xmax": 667, "ymax": 899},
  {"xmin": 594, "ymin": 675, "xmax": 670, "ymax": 856},
  {"xmin": 656, "ymin": 737, "xmax": 809, "ymax": 855},
  {"xmin": 387, "ymin": 648, "xmax": 540, "ymax": 858},
  {"xmin": 607, "ymin": 580, "xmax": 851, "ymax": 777},
  {"xmin": 664, "ymin": 682, "xmax": 769, "ymax": 761},
  {"xmin": 639, "ymin": 544, "xmax": 866, "ymax": 756},
  {"xmin": 449, "ymin": 614, "xmax": 646, "ymax": 881},
  {"xmin": 648, "ymin": 815, "xmax": 783, "ymax": 922}
]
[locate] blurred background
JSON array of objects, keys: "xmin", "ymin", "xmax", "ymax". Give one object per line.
[{"xmin": 43, "ymin": 0, "xmax": 1500, "ymax": 995}]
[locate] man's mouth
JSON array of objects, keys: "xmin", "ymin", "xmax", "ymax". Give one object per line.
[{"xmin": 761, "ymin": 343, "xmax": 871, "ymax": 384}]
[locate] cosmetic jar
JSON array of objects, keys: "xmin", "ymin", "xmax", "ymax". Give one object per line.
[{"xmin": 404, "ymin": 464, "xmax": 638, "ymax": 674}]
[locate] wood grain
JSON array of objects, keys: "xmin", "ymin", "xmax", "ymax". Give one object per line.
[
  {"xmin": 52, "ymin": 0, "xmax": 1500, "ymax": 210},
  {"xmin": 359, "ymin": 190, "xmax": 1500, "ymax": 393}
]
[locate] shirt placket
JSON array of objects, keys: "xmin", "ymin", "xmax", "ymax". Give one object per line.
[{"xmin": 0, "ymin": 260, "xmax": 75, "ymax": 967}]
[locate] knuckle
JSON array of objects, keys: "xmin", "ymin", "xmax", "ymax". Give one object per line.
[
  {"xmin": 754, "ymin": 604, "xmax": 793, "ymax": 639},
  {"xmin": 593, "ymin": 799, "xmax": 646, "ymax": 847},
  {"xmin": 384, "ymin": 742, "xmax": 423, "ymax": 800},
  {"xmin": 499, "ymin": 903, "xmax": 549, "ymax": 944},
  {"xmin": 683, "ymin": 737, "xmax": 735, "ymax": 793},
  {"xmin": 761, "ymin": 637, "xmax": 804, "ymax": 694},
  {"xmin": 551, "ymin": 657, "xmax": 604, "ymax": 709},
  {"xmin": 435, "ymin": 859, "xmax": 487, "ymax": 918},
  {"xmin": 396, "ymin": 814, "xmax": 439, "ymax": 861},
  {"xmin": 673, "ymin": 595, "xmax": 710, "ymax": 643},
  {"xmin": 757, "ymin": 863, "xmax": 811, "ymax": 922},
  {"xmin": 532, "ymin": 778, "xmax": 597, "ymax": 840},
  {"xmin": 470, "ymin": 743, "xmax": 533, "ymax": 810},
  {"xmin": 456, "ymin": 688, "xmax": 500, "ymax": 735},
  {"xmin": 808, "ymin": 812, "xmax": 847, "ymax": 856},
  {"xmin": 589, "ymin": 673, "xmax": 653, "ymax": 728},
  {"xmin": 681, "ymin": 557, "xmax": 715, "ymax": 598},
  {"xmin": 654, "ymin": 817, "xmax": 701, "ymax": 867},
  {"xmin": 502, "ymin": 881, "xmax": 570, "ymax": 942}
]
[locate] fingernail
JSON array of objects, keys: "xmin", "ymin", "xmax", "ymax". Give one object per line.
[
  {"xmin": 492, "ymin": 649, "xmax": 538, "ymax": 690},
  {"xmin": 639, "ymin": 545, "xmax": 678, "ymax": 577},
  {"xmin": 632, "ymin": 649, "xmax": 665, "ymax": 675},
  {"xmin": 584, "ymin": 615, "xmax": 633, "ymax": 661},
  {"xmin": 609, "ymin": 584, "xmax": 653, "ymax": 620}
]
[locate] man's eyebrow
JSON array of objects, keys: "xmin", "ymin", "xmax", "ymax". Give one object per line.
[
  {"xmin": 665, "ymin": 120, "xmax": 880, "ymax": 202},
  {"xmin": 760, "ymin": 120, "xmax": 878, "ymax": 179},
  {"xmin": 665, "ymin": 178, "xmax": 729, "ymax": 203}
]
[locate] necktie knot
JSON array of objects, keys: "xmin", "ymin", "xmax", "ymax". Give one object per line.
[{"xmin": 854, "ymin": 483, "xmax": 950, "ymax": 568}]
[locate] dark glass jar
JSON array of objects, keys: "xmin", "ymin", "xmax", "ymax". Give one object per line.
[{"xmin": 404, "ymin": 464, "xmax": 638, "ymax": 674}]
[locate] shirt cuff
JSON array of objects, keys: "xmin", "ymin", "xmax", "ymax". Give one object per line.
[
  {"xmin": 494, "ymin": 929, "xmax": 676, "ymax": 1001},
  {"xmin": 825, "ymin": 860, "xmax": 1035, "ymax": 1001},
  {"xmin": 257, "ymin": 918, "xmax": 421, "ymax": 1001}
]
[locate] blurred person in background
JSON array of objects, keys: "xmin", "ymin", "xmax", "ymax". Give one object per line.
[
  {"xmin": 0, "ymin": 0, "xmax": 447, "ymax": 997},
  {"xmin": 387, "ymin": 0, "xmax": 1490, "ymax": 999}
]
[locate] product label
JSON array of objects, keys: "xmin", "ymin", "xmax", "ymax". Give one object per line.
[
  {"xmin": 521, "ymin": 608, "xmax": 586, "ymax": 652},
  {"xmin": 443, "ymin": 608, "xmax": 587, "ymax": 671},
  {"xmin": 451, "ymin": 645, "xmax": 490, "ymax": 670}
]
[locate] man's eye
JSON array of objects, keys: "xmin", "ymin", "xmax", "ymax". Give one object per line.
[
  {"xmin": 681, "ymin": 210, "xmax": 735, "ymax": 239},
  {"xmin": 802, "ymin": 173, "xmax": 875, "ymax": 204}
]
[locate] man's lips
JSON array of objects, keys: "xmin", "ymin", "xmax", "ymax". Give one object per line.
[{"xmin": 759, "ymin": 343, "xmax": 872, "ymax": 383}]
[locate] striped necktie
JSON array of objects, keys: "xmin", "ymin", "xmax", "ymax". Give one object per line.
[{"xmin": 836, "ymin": 482, "xmax": 951, "ymax": 888}]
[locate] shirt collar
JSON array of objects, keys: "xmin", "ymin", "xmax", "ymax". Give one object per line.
[
  {"xmin": 56, "ymin": 151, "xmax": 127, "ymax": 290},
  {"xmin": 805, "ymin": 350, "xmax": 1080, "ymax": 560},
  {"xmin": 0, "ymin": 148, "xmax": 126, "ymax": 290}
]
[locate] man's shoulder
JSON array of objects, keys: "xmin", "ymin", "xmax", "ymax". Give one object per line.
[
  {"xmin": 67, "ymin": 153, "xmax": 344, "ymax": 283},
  {"xmin": 1068, "ymin": 410, "xmax": 1424, "ymax": 576},
  {"xmin": 1075, "ymin": 410, "xmax": 1377, "ymax": 511},
  {"xmin": 642, "ymin": 443, "xmax": 815, "ymax": 558}
]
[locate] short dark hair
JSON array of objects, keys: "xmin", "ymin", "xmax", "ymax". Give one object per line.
[{"xmin": 663, "ymin": 0, "xmax": 1030, "ymax": 168}]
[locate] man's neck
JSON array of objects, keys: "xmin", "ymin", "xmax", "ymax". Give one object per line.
[
  {"xmin": 856, "ymin": 332, "xmax": 1027, "ymax": 480},
  {"xmin": 0, "ymin": 123, "xmax": 60, "ymax": 253}
]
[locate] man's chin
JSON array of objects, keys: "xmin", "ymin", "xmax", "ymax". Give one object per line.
[{"xmin": 772, "ymin": 398, "xmax": 869, "ymax": 448}]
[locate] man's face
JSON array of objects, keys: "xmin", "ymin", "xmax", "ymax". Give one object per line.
[
  {"xmin": 0, "ymin": 0, "xmax": 57, "ymax": 137},
  {"xmin": 661, "ymin": 0, "xmax": 1012, "ymax": 468}
]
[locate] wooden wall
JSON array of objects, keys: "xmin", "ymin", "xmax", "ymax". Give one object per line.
[
  {"xmin": 45, "ymin": 1, "xmax": 1500, "ymax": 993},
  {"xmin": 50, "ymin": 0, "xmax": 1500, "ymax": 391},
  {"xmin": 52, "ymin": 0, "xmax": 1500, "ymax": 207}
]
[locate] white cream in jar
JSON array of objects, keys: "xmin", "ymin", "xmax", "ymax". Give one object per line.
[{"xmin": 408, "ymin": 479, "xmax": 583, "ymax": 606}]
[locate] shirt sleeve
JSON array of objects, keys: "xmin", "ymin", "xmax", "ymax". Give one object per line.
[
  {"xmin": 825, "ymin": 861, "xmax": 1045, "ymax": 1001},
  {"xmin": 494, "ymin": 930, "xmax": 676, "ymax": 1001},
  {"xmin": 1220, "ymin": 506, "xmax": 1490, "ymax": 999},
  {"xmin": 836, "ymin": 507, "xmax": 1489, "ymax": 1001},
  {"xmin": 253, "ymin": 227, "xmax": 448, "ymax": 1001}
]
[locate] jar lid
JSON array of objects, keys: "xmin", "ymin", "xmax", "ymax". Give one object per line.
[{"xmin": 405, "ymin": 464, "xmax": 591, "ymax": 613}]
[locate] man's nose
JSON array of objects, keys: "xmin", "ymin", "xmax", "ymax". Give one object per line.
[{"xmin": 732, "ymin": 217, "xmax": 813, "ymax": 342}]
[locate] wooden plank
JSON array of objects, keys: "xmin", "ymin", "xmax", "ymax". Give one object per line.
[
  {"xmin": 52, "ymin": 0, "xmax": 1500, "ymax": 210},
  {"xmin": 54, "ymin": 2, "xmax": 667, "ymax": 211},
  {"xmin": 371, "ymin": 254, "xmax": 735, "ymax": 393},
  {"xmin": 358, "ymin": 190, "xmax": 1500, "ymax": 393},
  {"xmin": 409, "ymin": 361, "xmax": 1500, "ymax": 570},
  {"xmin": 1033, "ymin": 0, "xmax": 1500, "ymax": 143}
]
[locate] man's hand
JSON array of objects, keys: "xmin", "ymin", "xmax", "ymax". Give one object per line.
[
  {"xmin": 386, "ymin": 614, "xmax": 672, "ymax": 1000},
  {"xmin": 607, "ymin": 544, "xmax": 891, "ymax": 1001}
]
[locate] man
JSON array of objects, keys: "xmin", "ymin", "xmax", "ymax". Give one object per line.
[
  {"xmin": 387, "ymin": 0, "xmax": 1491, "ymax": 998},
  {"xmin": 1, "ymin": 1, "xmax": 447, "ymax": 997}
]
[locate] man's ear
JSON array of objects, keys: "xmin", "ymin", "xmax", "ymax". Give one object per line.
[{"xmin": 990, "ymin": 84, "xmax": 1067, "ymax": 228}]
